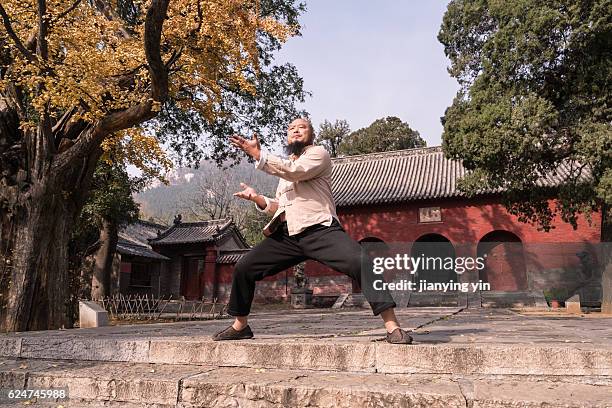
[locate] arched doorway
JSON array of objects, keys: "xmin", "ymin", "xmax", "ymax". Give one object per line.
[
  {"xmin": 477, "ymin": 230, "xmax": 527, "ymax": 290},
  {"xmin": 411, "ymin": 234, "xmax": 457, "ymax": 285}
]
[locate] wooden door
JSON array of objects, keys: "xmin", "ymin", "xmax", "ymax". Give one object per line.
[{"xmin": 182, "ymin": 258, "xmax": 204, "ymax": 300}]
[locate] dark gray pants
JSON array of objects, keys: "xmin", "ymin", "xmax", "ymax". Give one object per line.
[{"xmin": 227, "ymin": 219, "xmax": 397, "ymax": 316}]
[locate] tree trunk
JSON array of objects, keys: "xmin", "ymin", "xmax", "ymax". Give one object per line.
[
  {"xmin": 0, "ymin": 183, "xmax": 82, "ymax": 331},
  {"xmin": 0, "ymin": 0, "xmax": 169, "ymax": 332},
  {"xmin": 0, "ymin": 102, "xmax": 101, "ymax": 331},
  {"xmin": 91, "ymin": 219, "xmax": 119, "ymax": 300}
]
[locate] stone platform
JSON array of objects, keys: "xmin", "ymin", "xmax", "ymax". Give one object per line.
[{"xmin": 0, "ymin": 308, "xmax": 610, "ymax": 407}]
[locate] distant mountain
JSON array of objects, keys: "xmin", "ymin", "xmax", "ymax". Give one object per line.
[{"xmin": 135, "ymin": 160, "xmax": 278, "ymax": 225}]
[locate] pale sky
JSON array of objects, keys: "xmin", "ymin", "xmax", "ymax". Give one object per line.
[
  {"xmin": 275, "ymin": 1, "xmax": 459, "ymax": 147},
  {"xmin": 133, "ymin": 2, "xmax": 458, "ymax": 176}
]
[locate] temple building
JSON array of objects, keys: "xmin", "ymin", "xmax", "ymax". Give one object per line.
[
  {"xmin": 304, "ymin": 146, "xmax": 602, "ymax": 307},
  {"xmin": 113, "ymin": 146, "xmax": 603, "ymax": 308}
]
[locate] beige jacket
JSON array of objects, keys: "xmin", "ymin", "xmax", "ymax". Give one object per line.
[{"xmin": 255, "ymin": 145, "xmax": 338, "ymax": 236}]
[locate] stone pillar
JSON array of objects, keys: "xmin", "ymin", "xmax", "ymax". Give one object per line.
[
  {"xmin": 79, "ymin": 300, "xmax": 109, "ymax": 328},
  {"xmin": 291, "ymin": 262, "xmax": 313, "ymax": 308},
  {"xmin": 291, "ymin": 287, "xmax": 313, "ymax": 308}
]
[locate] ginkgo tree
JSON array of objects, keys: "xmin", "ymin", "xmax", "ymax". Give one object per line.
[{"xmin": 0, "ymin": 0, "xmax": 306, "ymax": 331}]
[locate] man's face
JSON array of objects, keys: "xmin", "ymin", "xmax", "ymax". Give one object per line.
[{"xmin": 287, "ymin": 118, "xmax": 313, "ymax": 146}]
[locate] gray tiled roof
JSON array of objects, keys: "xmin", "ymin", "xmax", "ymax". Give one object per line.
[
  {"xmin": 149, "ymin": 218, "xmax": 245, "ymax": 246},
  {"xmin": 331, "ymin": 146, "xmax": 590, "ymax": 207},
  {"xmin": 216, "ymin": 249, "xmax": 250, "ymax": 264},
  {"xmin": 116, "ymin": 220, "xmax": 170, "ymax": 261},
  {"xmin": 117, "ymin": 239, "xmax": 170, "ymax": 260},
  {"xmin": 120, "ymin": 220, "xmax": 168, "ymax": 247}
]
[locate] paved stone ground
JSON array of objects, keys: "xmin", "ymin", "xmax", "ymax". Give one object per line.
[
  {"xmin": 0, "ymin": 307, "xmax": 610, "ymax": 407},
  {"xmin": 4, "ymin": 307, "xmax": 455, "ymax": 339},
  {"xmin": 3, "ymin": 306, "xmax": 611, "ymax": 346}
]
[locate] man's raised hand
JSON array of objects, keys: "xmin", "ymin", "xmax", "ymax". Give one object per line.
[
  {"xmin": 230, "ymin": 133, "xmax": 261, "ymax": 160},
  {"xmin": 233, "ymin": 183, "xmax": 258, "ymax": 202}
]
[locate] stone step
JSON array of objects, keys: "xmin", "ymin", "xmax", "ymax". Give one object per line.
[
  {"xmin": 0, "ymin": 358, "xmax": 610, "ymax": 408},
  {"xmin": 2, "ymin": 335, "xmax": 611, "ymax": 376},
  {"xmin": 343, "ymin": 293, "xmax": 367, "ymax": 308},
  {"xmin": 331, "ymin": 293, "xmax": 349, "ymax": 309}
]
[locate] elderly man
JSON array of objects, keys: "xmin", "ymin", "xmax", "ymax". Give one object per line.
[{"xmin": 213, "ymin": 118, "xmax": 412, "ymax": 344}]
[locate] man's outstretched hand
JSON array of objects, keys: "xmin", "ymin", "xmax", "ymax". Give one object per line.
[
  {"xmin": 233, "ymin": 183, "xmax": 258, "ymax": 202},
  {"xmin": 230, "ymin": 133, "xmax": 261, "ymax": 161}
]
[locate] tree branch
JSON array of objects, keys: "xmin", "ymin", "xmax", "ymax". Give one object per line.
[
  {"xmin": 52, "ymin": 0, "xmax": 82, "ymax": 25},
  {"xmin": 93, "ymin": 0, "xmax": 133, "ymax": 39},
  {"xmin": 36, "ymin": 0, "xmax": 49, "ymax": 61},
  {"xmin": 188, "ymin": 0, "xmax": 203, "ymax": 37},
  {"xmin": 52, "ymin": 0, "xmax": 171, "ymax": 172},
  {"xmin": 52, "ymin": 106, "xmax": 91, "ymax": 146},
  {"xmin": 165, "ymin": 46, "xmax": 183, "ymax": 69},
  {"xmin": 0, "ymin": 4, "xmax": 36, "ymax": 63},
  {"xmin": 27, "ymin": 0, "xmax": 55, "ymax": 177},
  {"xmin": 144, "ymin": 0, "xmax": 169, "ymax": 103},
  {"xmin": 96, "ymin": 0, "xmax": 170, "ymax": 132}
]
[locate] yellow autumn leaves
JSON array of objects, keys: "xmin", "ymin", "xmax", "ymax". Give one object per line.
[{"xmin": 1, "ymin": 0, "xmax": 296, "ymax": 176}]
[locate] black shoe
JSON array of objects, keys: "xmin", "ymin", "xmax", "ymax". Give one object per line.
[
  {"xmin": 212, "ymin": 324, "xmax": 254, "ymax": 341},
  {"xmin": 386, "ymin": 328, "xmax": 413, "ymax": 344}
]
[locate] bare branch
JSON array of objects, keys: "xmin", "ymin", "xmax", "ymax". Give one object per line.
[{"xmin": 33, "ymin": 0, "xmax": 54, "ymax": 167}]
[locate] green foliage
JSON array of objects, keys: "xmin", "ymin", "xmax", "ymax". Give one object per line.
[
  {"xmin": 339, "ymin": 117, "xmax": 426, "ymax": 156},
  {"xmin": 438, "ymin": 0, "xmax": 612, "ymax": 231},
  {"xmin": 239, "ymin": 206, "xmax": 273, "ymax": 245},
  {"xmin": 315, "ymin": 119, "xmax": 351, "ymax": 158},
  {"xmin": 80, "ymin": 162, "xmax": 142, "ymax": 229}
]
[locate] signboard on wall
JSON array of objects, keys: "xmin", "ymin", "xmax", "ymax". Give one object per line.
[{"xmin": 418, "ymin": 207, "xmax": 442, "ymax": 223}]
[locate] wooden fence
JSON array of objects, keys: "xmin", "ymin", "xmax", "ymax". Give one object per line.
[{"xmin": 91, "ymin": 294, "xmax": 228, "ymax": 321}]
